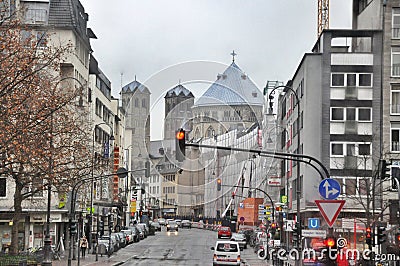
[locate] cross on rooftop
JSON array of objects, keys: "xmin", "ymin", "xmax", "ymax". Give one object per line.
[{"xmin": 231, "ymin": 50, "xmax": 237, "ymax": 62}]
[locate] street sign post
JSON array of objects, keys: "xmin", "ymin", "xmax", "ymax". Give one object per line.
[
  {"xmin": 302, "ymin": 229, "xmax": 327, "ymax": 238},
  {"xmin": 315, "ymin": 200, "xmax": 345, "ymax": 227},
  {"xmin": 308, "ymin": 218, "xmax": 320, "ymax": 229},
  {"xmin": 319, "ymin": 179, "xmax": 341, "ymax": 200}
]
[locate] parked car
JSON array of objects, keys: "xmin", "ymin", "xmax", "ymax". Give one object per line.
[
  {"xmin": 138, "ymin": 223, "xmax": 149, "ymax": 237},
  {"xmin": 98, "ymin": 236, "xmax": 114, "ymax": 255},
  {"xmin": 116, "ymin": 231, "xmax": 127, "ymax": 248},
  {"xmin": 230, "ymin": 233, "xmax": 247, "ymax": 250},
  {"xmin": 110, "ymin": 233, "xmax": 121, "ymax": 251},
  {"xmin": 175, "ymin": 219, "xmax": 182, "ymax": 227},
  {"xmin": 211, "ymin": 241, "xmax": 241, "ymax": 266},
  {"xmin": 218, "ymin": 226, "xmax": 232, "ymax": 239},
  {"xmin": 167, "ymin": 221, "xmax": 179, "ymax": 231},
  {"xmin": 181, "ymin": 220, "xmax": 191, "ymax": 228},
  {"xmin": 135, "ymin": 225, "xmax": 145, "ymax": 239},
  {"xmin": 158, "ymin": 218, "xmax": 166, "ymax": 226},
  {"xmin": 151, "ymin": 221, "xmax": 162, "ymax": 231},
  {"xmin": 121, "ymin": 229, "xmax": 134, "ymax": 244}
]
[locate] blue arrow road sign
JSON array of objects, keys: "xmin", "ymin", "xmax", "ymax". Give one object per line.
[
  {"xmin": 319, "ymin": 179, "xmax": 341, "ymax": 200},
  {"xmin": 308, "ymin": 218, "xmax": 320, "ymax": 229}
]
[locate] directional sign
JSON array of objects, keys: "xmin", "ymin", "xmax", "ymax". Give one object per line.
[
  {"xmin": 315, "ymin": 200, "xmax": 345, "ymax": 227},
  {"xmin": 302, "ymin": 229, "xmax": 327, "ymax": 238},
  {"xmin": 319, "ymin": 179, "xmax": 341, "ymax": 200},
  {"xmin": 308, "ymin": 218, "xmax": 320, "ymax": 229}
]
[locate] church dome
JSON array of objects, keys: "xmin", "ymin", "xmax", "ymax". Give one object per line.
[{"xmin": 194, "ymin": 62, "xmax": 263, "ymax": 107}]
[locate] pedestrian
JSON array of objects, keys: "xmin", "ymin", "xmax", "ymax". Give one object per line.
[{"xmin": 80, "ymin": 236, "xmax": 88, "ymax": 258}]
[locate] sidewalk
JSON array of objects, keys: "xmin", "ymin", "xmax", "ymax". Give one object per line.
[{"xmin": 52, "ymin": 250, "xmax": 130, "ymax": 266}]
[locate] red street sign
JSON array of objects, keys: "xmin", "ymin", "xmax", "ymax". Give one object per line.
[{"xmin": 315, "ymin": 200, "xmax": 345, "ymax": 227}]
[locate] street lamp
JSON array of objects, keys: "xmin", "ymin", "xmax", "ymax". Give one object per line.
[
  {"xmin": 266, "ymin": 84, "xmax": 302, "ymax": 250},
  {"xmin": 43, "ymin": 76, "xmax": 85, "ymax": 266},
  {"xmin": 90, "ymin": 123, "xmax": 114, "ymax": 254}
]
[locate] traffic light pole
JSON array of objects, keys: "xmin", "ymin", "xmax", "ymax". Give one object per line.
[
  {"xmin": 227, "ymin": 185, "xmax": 275, "ymax": 221},
  {"xmin": 185, "ymin": 143, "xmax": 330, "ymax": 180},
  {"xmin": 67, "ymin": 168, "xmax": 145, "ymax": 266}
]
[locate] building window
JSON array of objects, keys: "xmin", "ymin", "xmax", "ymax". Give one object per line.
[
  {"xmin": 358, "ymin": 108, "xmax": 372, "ymax": 121},
  {"xmin": 331, "ymin": 73, "xmax": 372, "ymax": 87},
  {"xmin": 392, "ymin": 47, "xmax": 400, "ymax": 77},
  {"xmin": 142, "ymin": 98, "xmax": 146, "ymax": 108},
  {"xmin": 393, "ymin": 8, "xmax": 400, "ymax": 39},
  {"xmin": 358, "ymin": 144, "xmax": 371, "ymax": 156},
  {"xmin": 391, "ymin": 85, "xmax": 400, "ymax": 114},
  {"xmin": 134, "ymin": 98, "xmax": 139, "ymax": 107},
  {"xmin": 359, "ymin": 74, "xmax": 372, "ymax": 87},
  {"xmin": 331, "ymin": 143, "xmax": 344, "ymax": 156},
  {"xmin": 346, "ymin": 108, "xmax": 356, "ymax": 121},
  {"xmin": 0, "ymin": 178, "xmax": 6, "ymax": 197},
  {"xmin": 331, "ymin": 73, "xmax": 345, "ymax": 87},
  {"xmin": 391, "ymin": 127, "xmax": 400, "ymax": 152},
  {"xmin": 331, "ymin": 108, "xmax": 344, "ymax": 121}
]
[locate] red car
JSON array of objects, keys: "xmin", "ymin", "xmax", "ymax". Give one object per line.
[{"xmin": 218, "ymin": 226, "xmax": 232, "ymax": 239}]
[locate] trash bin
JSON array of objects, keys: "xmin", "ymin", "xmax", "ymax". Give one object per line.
[{"xmin": 98, "ymin": 244, "xmax": 107, "ymax": 255}]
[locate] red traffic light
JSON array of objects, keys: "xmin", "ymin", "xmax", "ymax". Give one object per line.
[
  {"xmin": 176, "ymin": 130, "xmax": 185, "ymax": 140},
  {"xmin": 326, "ymin": 238, "xmax": 335, "ymax": 247},
  {"xmin": 366, "ymin": 227, "xmax": 371, "ymax": 233}
]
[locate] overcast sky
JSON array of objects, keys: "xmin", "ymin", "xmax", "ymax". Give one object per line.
[{"xmin": 80, "ymin": 0, "xmax": 352, "ymax": 140}]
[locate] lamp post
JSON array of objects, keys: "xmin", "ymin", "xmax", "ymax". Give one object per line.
[
  {"xmin": 90, "ymin": 122, "xmax": 114, "ymax": 254},
  {"xmin": 42, "ymin": 115, "xmax": 54, "ymax": 266},
  {"xmin": 43, "ymin": 76, "xmax": 85, "ymax": 266},
  {"xmin": 267, "ymin": 85, "xmax": 302, "ymax": 250}
]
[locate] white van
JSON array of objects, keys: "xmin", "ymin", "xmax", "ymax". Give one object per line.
[{"xmin": 211, "ymin": 241, "xmax": 241, "ymax": 266}]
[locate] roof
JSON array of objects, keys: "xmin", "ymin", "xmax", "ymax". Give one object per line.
[
  {"xmin": 48, "ymin": 0, "xmax": 91, "ymax": 49},
  {"xmin": 121, "ymin": 79, "xmax": 150, "ymax": 94},
  {"xmin": 165, "ymin": 84, "xmax": 194, "ymax": 98},
  {"xmin": 194, "ymin": 62, "xmax": 263, "ymax": 107}
]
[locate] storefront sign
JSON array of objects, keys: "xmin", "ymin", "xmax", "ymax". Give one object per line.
[{"xmin": 267, "ymin": 177, "xmax": 282, "ymax": 186}]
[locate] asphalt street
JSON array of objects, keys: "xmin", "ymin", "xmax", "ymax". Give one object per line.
[{"xmin": 54, "ymin": 227, "xmax": 271, "ymax": 266}]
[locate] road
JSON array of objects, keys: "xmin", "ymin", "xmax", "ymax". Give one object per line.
[
  {"xmin": 116, "ymin": 227, "xmax": 269, "ymax": 266},
  {"xmin": 54, "ymin": 227, "xmax": 270, "ymax": 265}
]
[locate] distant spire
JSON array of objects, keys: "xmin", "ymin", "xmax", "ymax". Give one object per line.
[
  {"xmin": 134, "ymin": 75, "xmax": 137, "ymax": 81},
  {"xmin": 179, "ymin": 79, "xmax": 181, "ymax": 85},
  {"xmin": 230, "ymin": 50, "xmax": 237, "ymax": 62}
]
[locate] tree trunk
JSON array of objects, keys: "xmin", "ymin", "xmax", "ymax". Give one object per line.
[{"xmin": 10, "ymin": 179, "xmax": 24, "ymax": 255}]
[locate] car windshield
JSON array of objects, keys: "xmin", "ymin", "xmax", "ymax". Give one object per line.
[
  {"xmin": 169, "ymin": 221, "xmax": 177, "ymax": 225},
  {"xmin": 216, "ymin": 243, "xmax": 238, "ymax": 252}
]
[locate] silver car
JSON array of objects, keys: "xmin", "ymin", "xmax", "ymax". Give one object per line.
[{"xmin": 231, "ymin": 233, "xmax": 247, "ymax": 250}]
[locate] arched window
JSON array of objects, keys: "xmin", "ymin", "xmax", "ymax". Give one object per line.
[
  {"xmin": 142, "ymin": 98, "xmax": 146, "ymax": 108},
  {"xmin": 134, "ymin": 98, "xmax": 139, "ymax": 107},
  {"xmin": 206, "ymin": 126, "xmax": 214, "ymax": 138}
]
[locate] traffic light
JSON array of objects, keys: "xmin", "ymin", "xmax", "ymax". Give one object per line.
[
  {"xmin": 145, "ymin": 160, "xmax": 150, "ymax": 178},
  {"xmin": 380, "ymin": 159, "xmax": 391, "ymax": 179},
  {"xmin": 175, "ymin": 128, "xmax": 186, "ymax": 162},
  {"xmin": 98, "ymin": 217, "xmax": 104, "ymax": 236},
  {"xmin": 325, "ymin": 237, "xmax": 336, "ymax": 248},
  {"xmin": 70, "ymin": 220, "xmax": 77, "ymax": 235},
  {"xmin": 366, "ymin": 227, "xmax": 372, "ymax": 246},
  {"xmin": 292, "ymin": 222, "xmax": 301, "ymax": 245},
  {"xmin": 217, "ymin": 178, "xmax": 221, "ymax": 191},
  {"xmin": 270, "ymin": 222, "xmax": 277, "ymax": 235},
  {"xmin": 395, "ymin": 233, "xmax": 400, "ymax": 246},
  {"xmin": 377, "ymin": 225, "xmax": 387, "ymax": 244},
  {"xmin": 108, "ymin": 215, "xmax": 114, "ymax": 229}
]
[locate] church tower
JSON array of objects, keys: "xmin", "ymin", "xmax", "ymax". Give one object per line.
[
  {"xmin": 164, "ymin": 84, "xmax": 194, "ymax": 140},
  {"xmin": 121, "ymin": 78, "xmax": 151, "ymax": 169}
]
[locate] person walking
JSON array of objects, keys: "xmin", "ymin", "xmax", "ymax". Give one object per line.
[{"xmin": 80, "ymin": 236, "xmax": 88, "ymax": 258}]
